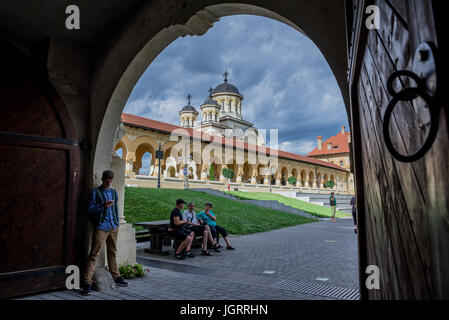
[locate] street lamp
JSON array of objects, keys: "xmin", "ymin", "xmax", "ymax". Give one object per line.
[
  {"xmin": 156, "ymin": 142, "xmax": 163, "ymax": 188},
  {"xmin": 183, "ymin": 143, "xmax": 189, "ymax": 190}
]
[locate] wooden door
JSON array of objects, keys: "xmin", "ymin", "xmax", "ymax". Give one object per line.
[
  {"xmin": 0, "ymin": 43, "xmax": 80, "ymax": 298},
  {"xmin": 349, "ymin": 0, "xmax": 448, "ymax": 299}
]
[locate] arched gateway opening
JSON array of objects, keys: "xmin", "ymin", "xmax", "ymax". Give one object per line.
[
  {"xmin": 92, "ymin": 2, "xmax": 354, "ymax": 298},
  {"xmin": 92, "ymin": 3, "xmax": 350, "ymax": 182}
]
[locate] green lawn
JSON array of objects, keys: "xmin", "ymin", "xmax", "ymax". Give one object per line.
[
  {"xmin": 228, "ymin": 191, "xmax": 350, "ymax": 218},
  {"xmin": 124, "ymin": 187, "xmax": 317, "ymax": 235}
]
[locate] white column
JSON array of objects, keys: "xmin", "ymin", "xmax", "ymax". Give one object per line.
[{"xmin": 111, "ymin": 155, "xmax": 136, "ymax": 265}]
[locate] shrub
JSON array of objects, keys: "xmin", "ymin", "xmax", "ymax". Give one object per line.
[
  {"xmin": 119, "ymin": 262, "xmax": 149, "ymax": 279},
  {"xmin": 222, "ymin": 167, "xmax": 234, "ymax": 180},
  {"xmin": 209, "ymin": 164, "xmax": 215, "ymax": 181},
  {"xmin": 325, "ymin": 180, "xmax": 335, "ymax": 188},
  {"xmin": 288, "ymin": 176, "xmax": 297, "ymax": 186}
]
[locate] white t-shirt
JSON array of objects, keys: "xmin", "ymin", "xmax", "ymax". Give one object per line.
[{"xmin": 182, "ymin": 210, "xmax": 199, "ymax": 225}]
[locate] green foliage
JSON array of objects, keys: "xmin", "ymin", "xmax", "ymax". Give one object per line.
[
  {"xmin": 119, "ymin": 262, "xmax": 149, "ymax": 279},
  {"xmin": 325, "ymin": 180, "xmax": 335, "ymax": 188},
  {"xmin": 222, "ymin": 167, "xmax": 234, "ymax": 180},
  {"xmin": 288, "ymin": 176, "xmax": 297, "ymax": 186},
  {"xmin": 229, "ymin": 191, "xmax": 350, "ymax": 219},
  {"xmin": 124, "ymin": 187, "xmax": 316, "ymax": 235},
  {"xmin": 209, "ymin": 164, "xmax": 215, "ymax": 181}
]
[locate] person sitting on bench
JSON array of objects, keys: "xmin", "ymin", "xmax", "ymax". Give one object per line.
[
  {"xmin": 183, "ymin": 202, "xmax": 221, "ymax": 255},
  {"xmin": 169, "ymin": 199, "xmax": 195, "ymax": 260},
  {"xmin": 197, "ymin": 203, "xmax": 235, "ymax": 250}
]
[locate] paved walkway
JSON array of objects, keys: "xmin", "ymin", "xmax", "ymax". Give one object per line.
[{"xmin": 18, "ymin": 218, "xmax": 359, "ymax": 300}]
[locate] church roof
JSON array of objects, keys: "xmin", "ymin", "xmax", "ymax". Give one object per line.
[
  {"xmin": 121, "ymin": 113, "xmax": 348, "ymax": 172},
  {"xmin": 180, "ymin": 104, "xmax": 198, "ymax": 113},
  {"xmin": 202, "ymin": 97, "xmax": 220, "ymax": 106},
  {"xmin": 212, "ymin": 81, "xmax": 241, "ymax": 95}
]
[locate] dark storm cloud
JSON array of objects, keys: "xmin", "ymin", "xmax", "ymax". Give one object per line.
[{"xmin": 124, "ymin": 15, "xmax": 348, "ymax": 155}]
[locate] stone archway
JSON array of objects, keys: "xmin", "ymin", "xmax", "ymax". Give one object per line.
[{"xmin": 92, "ymin": 1, "xmax": 350, "ymax": 184}]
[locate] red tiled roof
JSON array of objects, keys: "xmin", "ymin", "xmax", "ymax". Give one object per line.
[
  {"xmin": 121, "ymin": 113, "xmax": 348, "ymax": 172},
  {"xmin": 307, "ymin": 130, "xmax": 351, "ymax": 157}
]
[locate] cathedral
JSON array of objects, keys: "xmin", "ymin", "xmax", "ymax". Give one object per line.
[{"xmin": 178, "ymin": 71, "xmax": 265, "ymax": 145}]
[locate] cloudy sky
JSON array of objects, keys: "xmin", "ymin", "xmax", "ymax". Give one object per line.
[{"xmin": 124, "ymin": 15, "xmax": 348, "ymax": 157}]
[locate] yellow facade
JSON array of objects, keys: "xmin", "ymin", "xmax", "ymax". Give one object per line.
[{"xmin": 115, "ymin": 124, "xmax": 353, "ymax": 194}]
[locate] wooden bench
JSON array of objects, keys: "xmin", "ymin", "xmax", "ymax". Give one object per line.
[
  {"xmin": 133, "ymin": 220, "xmax": 205, "ymax": 255},
  {"xmin": 135, "ymin": 230, "xmax": 151, "ymax": 243}
]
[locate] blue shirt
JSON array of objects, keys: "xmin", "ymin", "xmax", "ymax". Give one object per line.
[
  {"xmin": 88, "ymin": 187, "xmax": 119, "ymax": 231},
  {"xmin": 197, "ymin": 210, "xmax": 217, "ymax": 227}
]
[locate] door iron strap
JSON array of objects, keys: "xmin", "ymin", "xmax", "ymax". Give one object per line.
[{"xmin": 0, "ymin": 131, "xmax": 78, "ymax": 147}]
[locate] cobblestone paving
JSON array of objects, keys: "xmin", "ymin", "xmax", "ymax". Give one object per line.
[{"xmin": 18, "ymin": 218, "xmax": 358, "ymax": 300}]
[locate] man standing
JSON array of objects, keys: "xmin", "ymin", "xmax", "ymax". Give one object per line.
[
  {"xmin": 330, "ymin": 192, "xmax": 337, "ymax": 223},
  {"xmin": 81, "ymin": 170, "xmax": 128, "ymax": 296},
  {"xmin": 350, "ymin": 196, "xmax": 357, "ymax": 233}
]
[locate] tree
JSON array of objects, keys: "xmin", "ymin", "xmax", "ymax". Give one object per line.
[
  {"xmin": 209, "ymin": 164, "xmax": 215, "ymax": 181},
  {"xmin": 222, "ymin": 167, "xmax": 234, "ymax": 181},
  {"xmin": 325, "ymin": 180, "xmax": 335, "ymax": 189},
  {"xmin": 288, "ymin": 176, "xmax": 297, "ymax": 186}
]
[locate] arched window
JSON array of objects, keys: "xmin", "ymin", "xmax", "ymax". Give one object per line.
[
  {"xmin": 116, "ymin": 148, "xmax": 123, "ymax": 159},
  {"xmin": 187, "ymin": 118, "xmax": 190, "ymax": 126},
  {"xmin": 340, "ymin": 160, "xmax": 344, "ymax": 167},
  {"xmin": 215, "ymin": 113, "xmax": 217, "ymax": 122},
  {"xmin": 221, "ymin": 101, "xmax": 225, "ymax": 110},
  {"xmin": 209, "ymin": 113, "xmax": 213, "ymax": 121}
]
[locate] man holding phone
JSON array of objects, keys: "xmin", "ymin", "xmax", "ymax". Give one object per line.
[{"xmin": 81, "ymin": 170, "xmax": 128, "ymax": 296}]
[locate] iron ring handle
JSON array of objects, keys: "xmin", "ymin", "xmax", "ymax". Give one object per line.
[
  {"xmin": 386, "ymin": 70, "xmax": 424, "ymax": 100},
  {"xmin": 383, "ymin": 87, "xmax": 439, "ymax": 163}
]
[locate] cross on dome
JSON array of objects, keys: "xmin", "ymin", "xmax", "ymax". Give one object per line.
[
  {"xmin": 187, "ymin": 94, "xmax": 192, "ymax": 105},
  {"xmin": 222, "ymin": 70, "xmax": 229, "ymax": 82},
  {"xmin": 208, "ymin": 87, "xmax": 213, "ymax": 97}
]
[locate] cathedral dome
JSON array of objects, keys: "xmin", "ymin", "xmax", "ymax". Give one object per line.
[
  {"xmin": 212, "ymin": 70, "xmax": 242, "ymax": 96},
  {"xmin": 212, "ymin": 82, "xmax": 241, "ymax": 95},
  {"xmin": 180, "ymin": 104, "xmax": 198, "ymax": 113},
  {"xmin": 202, "ymin": 97, "xmax": 220, "ymax": 106},
  {"xmin": 179, "ymin": 94, "xmax": 198, "ymax": 114}
]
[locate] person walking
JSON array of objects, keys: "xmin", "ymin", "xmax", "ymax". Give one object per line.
[
  {"xmin": 81, "ymin": 170, "xmax": 128, "ymax": 296},
  {"xmin": 330, "ymin": 192, "xmax": 337, "ymax": 223},
  {"xmin": 350, "ymin": 196, "xmax": 357, "ymax": 233}
]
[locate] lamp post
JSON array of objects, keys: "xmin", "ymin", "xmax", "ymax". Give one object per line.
[
  {"xmin": 183, "ymin": 143, "xmax": 189, "ymax": 190},
  {"xmin": 156, "ymin": 142, "xmax": 163, "ymax": 188},
  {"xmin": 268, "ymin": 160, "xmax": 272, "ymax": 193}
]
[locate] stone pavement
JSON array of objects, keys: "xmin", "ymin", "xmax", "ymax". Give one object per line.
[{"xmin": 17, "ymin": 218, "xmax": 359, "ymax": 300}]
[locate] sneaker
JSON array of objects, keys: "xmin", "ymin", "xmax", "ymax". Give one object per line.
[
  {"xmin": 186, "ymin": 251, "xmax": 195, "ymax": 258},
  {"xmin": 175, "ymin": 253, "xmax": 185, "ymax": 260},
  {"xmin": 114, "ymin": 277, "xmax": 128, "ymax": 287},
  {"xmin": 81, "ymin": 284, "xmax": 92, "ymax": 296},
  {"xmin": 226, "ymin": 246, "xmax": 235, "ymax": 250}
]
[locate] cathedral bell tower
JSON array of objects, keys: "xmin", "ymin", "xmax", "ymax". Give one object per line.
[{"xmin": 179, "ymin": 94, "xmax": 199, "ymax": 128}]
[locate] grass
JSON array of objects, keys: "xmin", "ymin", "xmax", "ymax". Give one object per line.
[
  {"xmin": 228, "ymin": 191, "xmax": 350, "ymax": 218},
  {"xmin": 124, "ymin": 187, "xmax": 317, "ymax": 236}
]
